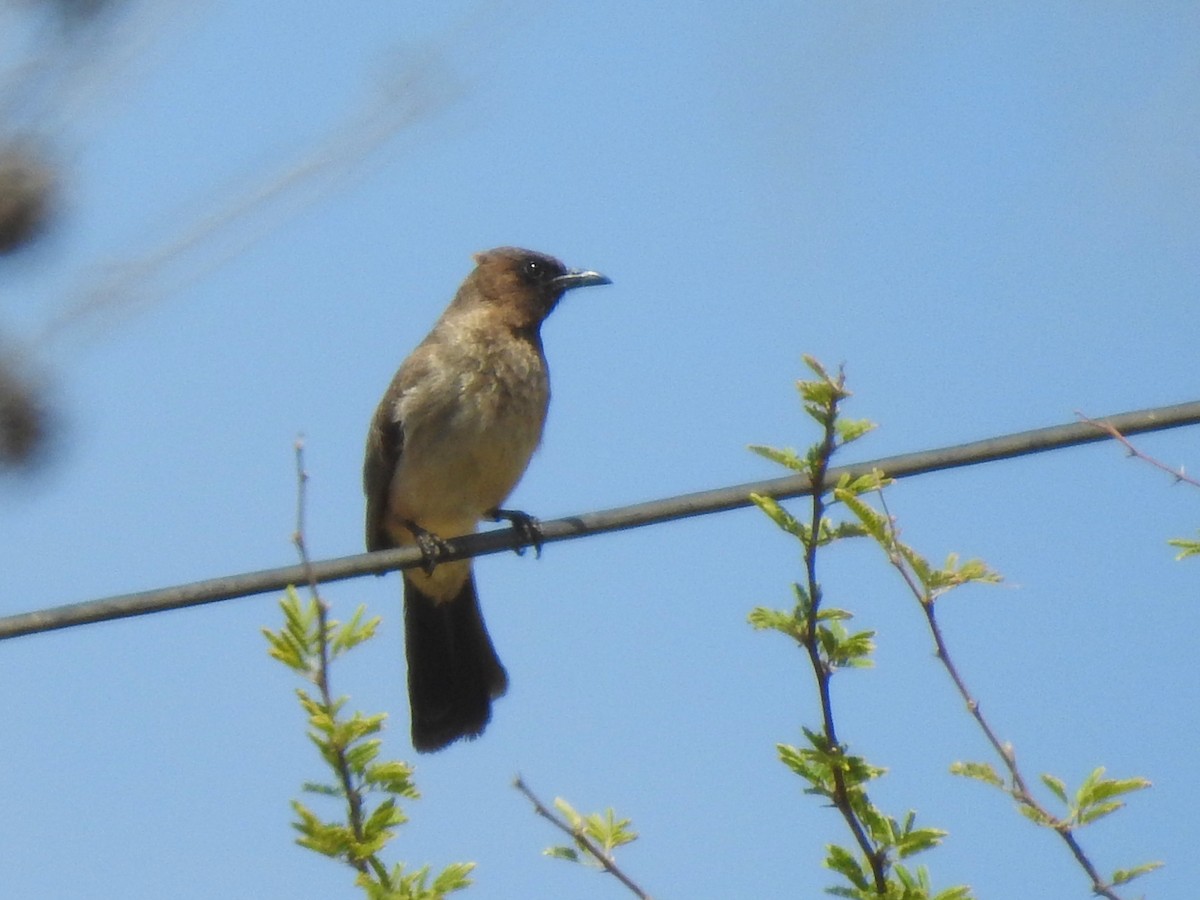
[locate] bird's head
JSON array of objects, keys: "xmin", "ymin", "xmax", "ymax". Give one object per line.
[{"xmin": 462, "ymin": 247, "xmax": 611, "ymax": 331}]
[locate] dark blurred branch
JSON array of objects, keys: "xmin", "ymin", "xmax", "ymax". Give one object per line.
[
  {"xmin": 0, "ymin": 141, "xmax": 56, "ymax": 254},
  {"xmin": 35, "ymin": 47, "xmax": 461, "ymax": 345},
  {"xmin": 0, "ymin": 346, "xmax": 53, "ymax": 468},
  {"xmin": 1, "ymin": 399, "xmax": 1199, "ymax": 640},
  {"xmin": 1, "ymin": 6, "xmax": 464, "ymax": 471}
]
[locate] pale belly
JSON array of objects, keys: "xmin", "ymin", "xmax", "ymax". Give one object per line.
[
  {"xmin": 385, "ymin": 355, "xmax": 548, "ymax": 600},
  {"xmin": 389, "ymin": 404, "xmax": 544, "ymax": 536}
]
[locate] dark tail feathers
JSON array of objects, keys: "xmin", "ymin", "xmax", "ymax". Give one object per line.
[{"xmin": 404, "ymin": 573, "xmax": 508, "ymax": 752}]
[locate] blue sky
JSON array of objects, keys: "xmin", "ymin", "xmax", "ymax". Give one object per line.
[{"xmin": 2, "ymin": 3, "xmax": 1198, "ymax": 898}]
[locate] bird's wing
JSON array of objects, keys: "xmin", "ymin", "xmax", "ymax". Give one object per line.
[{"xmin": 363, "ymin": 383, "xmax": 405, "ymax": 552}]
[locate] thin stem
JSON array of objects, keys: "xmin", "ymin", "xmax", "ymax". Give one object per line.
[
  {"xmin": 291, "ymin": 438, "xmax": 387, "ymax": 884},
  {"xmin": 800, "ymin": 376, "xmax": 887, "ymax": 892},
  {"xmin": 1079, "ymin": 412, "xmax": 1200, "ymax": 489}
]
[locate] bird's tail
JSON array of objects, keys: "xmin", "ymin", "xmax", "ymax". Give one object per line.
[{"xmin": 403, "ymin": 572, "xmax": 508, "ymax": 752}]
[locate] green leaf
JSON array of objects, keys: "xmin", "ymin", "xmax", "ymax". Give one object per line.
[
  {"xmin": 798, "ymin": 356, "xmax": 850, "ymax": 420},
  {"xmin": 827, "ymin": 520, "xmax": 870, "ymax": 540},
  {"xmin": 925, "ymin": 554, "xmax": 1003, "ymax": 593},
  {"xmin": 552, "ymin": 797, "xmax": 583, "ymax": 829},
  {"xmin": 1111, "ymin": 860, "xmax": 1164, "ymax": 885},
  {"xmin": 1063, "ymin": 766, "xmax": 1150, "ymax": 827},
  {"xmin": 1080, "ymin": 771, "xmax": 1152, "ymax": 806},
  {"xmin": 855, "ymin": 802, "xmax": 891, "ymax": 847},
  {"xmin": 801, "ymin": 354, "xmax": 833, "ymax": 381},
  {"xmin": 365, "ymin": 760, "xmax": 419, "ymax": 798},
  {"xmin": 747, "ymin": 604, "xmax": 808, "ymax": 643},
  {"xmin": 263, "ymin": 627, "xmax": 305, "ymax": 670},
  {"xmin": 1015, "ymin": 802, "xmax": 1055, "ymax": 828},
  {"xmin": 1076, "ymin": 800, "xmax": 1123, "ymax": 825},
  {"xmin": 749, "ymin": 444, "xmax": 807, "ymax": 473},
  {"xmin": 264, "ymin": 590, "xmax": 322, "ymax": 670},
  {"xmin": 301, "ymin": 781, "xmax": 343, "ymax": 797},
  {"xmin": 834, "ymin": 417, "xmax": 876, "ymax": 447},
  {"xmin": 330, "ymin": 605, "xmax": 381, "ymax": 655},
  {"xmin": 539, "ymin": 799, "xmax": 640, "ymax": 876},
  {"xmin": 362, "ymin": 797, "xmax": 405, "ymax": 842},
  {"xmin": 778, "ymin": 743, "xmax": 832, "ymax": 796},
  {"xmin": 825, "ymin": 843, "xmax": 870, "ymax": 890},
  {"xmin": 1072, "ymin": 765, "xmax": 1150, "ymax": 825},
  {"xmin": 835, "ymin": 469, "xmax": 891, "ymax": 497},
  {"xmin": 1167, "ymin": 533, "xmax": 1200, "ymax": 560},
  {"xmin": 582, "ymin": 808, "xmax": 638, "ymax": 852},
  {"xmin": 1040, "ymin": 773, "xmax": 1068, "ymax": 805},
  {"xmin": 816, "ymin": 618, "xmax": 876, "ymax": 670},
  {"xmin": 329, "ymin": 712, "xmax": 385, "ymax": 754},
  {"xmin": 291, "ymin": 800, "xmax": 354, "ymax": 859},
  {"xmin": 1074, "ymin": 766, "xmax": 1104, "ymax": 802},
  {"xmin": 815, "ymin": 606, "xmax": 853, "ymax": 622},
  {"xmin": 344, "ymin": 737, "xmax": 383, "ymax": 774},
  {"xmin": 896, "ymin": 825, "xmax": 948, "ymax": 859},
  {"xmin": 835, "ymin": 489, "xmax": 891, "ymax": 546},
  {"xmin": 950, "ymin": 760, "xmax": 1005, "ymax": 789},
  {"xmin": 430, "ymin": 862, "xmax": 475, "ymax": 894},
  {"xmin": 750, "ymin": 492, "xmax": 806, "ymax": 538},
  {"xmin": 747, "ymin": 605, "xmax": 791, "ymax": 630}
]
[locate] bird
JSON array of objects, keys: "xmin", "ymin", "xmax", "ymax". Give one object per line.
[{"xmin": 363, "ymin": 247, "xmax": 611, "ymax": 752}]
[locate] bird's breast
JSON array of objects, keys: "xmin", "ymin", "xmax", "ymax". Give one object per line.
[{"xmin": 389, "ymin": 330, "xmax": 550, "ymax": 538}]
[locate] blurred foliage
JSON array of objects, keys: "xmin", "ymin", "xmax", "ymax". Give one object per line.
[
  {"xmin": 0, "ymin": 350, "xmax": 51, "ymax": 469},
  {"xmin": 0, "ymin": 143, "xmax": 55, "ymax": 256}
]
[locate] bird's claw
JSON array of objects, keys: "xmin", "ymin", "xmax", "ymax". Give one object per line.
[
  {"xmin": 489, "ymin": 508, "xmax": 544, "ymax": 558},
  {"xmin": 405, "ymin": 521, "xmax": 451, "ymax": 575}
]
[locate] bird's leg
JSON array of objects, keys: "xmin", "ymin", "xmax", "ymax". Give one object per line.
[
  {"xmin": 403, "ymin": 520, "xmax": 451, "ymax": 575},
  {"xmin": 488, "ymin": 508, "xmax": 544, "ymax": 559}
]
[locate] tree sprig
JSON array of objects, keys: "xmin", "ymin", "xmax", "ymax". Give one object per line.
[
  {"xmin": 263, "ymin": 439, "xmax": 473, "ymax": 899},
  {"xmin": 749, "ymin": 356, "xmax": 968, "ymax": 900},
  {"xmin": 834, "ymin": 408, "xmax": 1159, "ymax": 898},
  {"xmin": 514, "ymin": 776, "xmax": 651, "ymax": 899}
]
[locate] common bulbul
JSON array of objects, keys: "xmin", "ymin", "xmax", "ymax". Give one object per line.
[{"xmin": 363, "ymin": 247, "xmax": 610, "ymax": 752}]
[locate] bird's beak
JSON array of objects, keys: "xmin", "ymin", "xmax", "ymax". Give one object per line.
[{"xmin": 553, "ymin": 268, "xmax": 612, "ymax": 291}]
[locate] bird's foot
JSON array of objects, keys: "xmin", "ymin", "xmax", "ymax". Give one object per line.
[
  {"xmin": 404, "ymin": 520, "xmax": 451, "ymax": 575},
  {"xmin": 489, "ymin": 508, "xmax": 544, "ymax": 558}
]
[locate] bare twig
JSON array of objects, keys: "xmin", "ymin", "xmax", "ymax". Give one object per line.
[
  {"xmin": 1079, "ymin": 412, "xmax": 1200, "ymax": 489},
  {"xmin": 513, "ymin": 776, "xmax": 652, "ymax": 900},
  {"xmin": 2, "ymin": 399, "xmax": 1200, "ymax": 640},
  {"xmin": 291, "ymin": 437, "xmax": 320, "ymax": 597}
]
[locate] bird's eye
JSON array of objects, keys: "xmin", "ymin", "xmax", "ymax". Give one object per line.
[{"xmin": 517, "ymin": 254, "xmax": 563, "ymax": 285}]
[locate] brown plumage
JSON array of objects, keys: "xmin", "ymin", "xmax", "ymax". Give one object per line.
[{"xmin": 363, "ymin": 247, "xmax": 610, "ymax": 752}]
